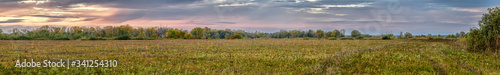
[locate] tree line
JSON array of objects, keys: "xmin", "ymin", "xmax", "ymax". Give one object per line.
[{"xmin": 0, "ymin": 25, "xmax": 464, "ymax": 40}]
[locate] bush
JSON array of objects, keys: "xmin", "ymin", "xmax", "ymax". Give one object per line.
[
  {"xmin": 466, "ymin": 7, "xmax": 500, "ymax": 52},
  {"xmin": 328, "ymin": 37, "xmax": 336, "ymax": 40},
  {"xmin": 0, "ymin": 35, "xmax": 11, "ymax": 40},
  {"xmin": 88, "ymin": 37, "xmax": 106, "ymax": 40},
  {"xmin": 132, "ymin": 37, "xmax": 145, "ymax": 40},
  {"xmin": 12, "ymin": 36, "xmax": 33, "ymax": 40},
  {"xmin": 229, "ymin": 34, "xmax": 243, "ymax": 39},
  {"xmin": 355, "ymin": 36, "xmax": 364, "ymax": 40},
  {"xmin": 115, "ymin": 35, "xmax": 131, "ymax": 40},
  {"xmin": 70, "ymin": 34, "xmax": 82, "ymax": 40},
  {"xmin": 340, "ymin": 37, "xmax": 354, "ymax": 40},
  {"xmin": 54, "ymin": 37, "xmax": 70, "ymax": 40},
  {"xmin": 131, "ymin": 37, "xmax": 154, "ymax": 40},
  {"xmin": 382, "ymin": 36, "xmax": 391, "ymax": 40}
]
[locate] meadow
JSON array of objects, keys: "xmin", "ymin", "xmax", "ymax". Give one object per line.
[{"xmin": 0, "ymin": 39, "xmax": 499, "ymax": 74}]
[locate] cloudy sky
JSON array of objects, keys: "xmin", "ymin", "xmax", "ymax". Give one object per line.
[{"xmin": 0, "ymin": 0, "xmax": 498, "ymax": 34}]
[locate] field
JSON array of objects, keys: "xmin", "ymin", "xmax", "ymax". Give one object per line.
[{"xmin": 0, "ymin": 39, "xmax": 499, "ymax": 74}]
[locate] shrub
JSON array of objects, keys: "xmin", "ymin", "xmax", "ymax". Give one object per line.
[
  {"xmin": 382, "ymin": 35, "xmax": 391, "ymax": 40},
  {"xmin": 328, "ymin": 37, "xmax": 336, "ymax": 40},
  {"xmin": 355, "ymin": 36, "xmax": 364, "ymax": 40},
  {"xmin": 132, "ymin": 37, "xmax": 145, "ymax": 40},
  {"xmin": 466, "ymin": 7, "xmax": 500, "ymax": 52},
  {"xmin": 53, "ymin": 37, "xmax": 70, "ymax": 40},
  {"xmin": 12, "ymin": 36, "xmax": 33, "ymax": 40},
  {"xmin": 229, "ymin": 34, "xmax": 243, "ymax": 39},
  {"xmin": 0, "ymin": 35, "xmax": 11, "ymax": 40},
  {"xmin": 115, "ymin": 35, "xmax": 131, "ymax": 40},
  {"xmin": 70, "ymin": 34, "xmax": 82, "ymax": 40},
  {"xmin": 88, "ymin": 37, "xmax": 106, "ymax": 40},
  {"xmin": 340, "ymin": 37, "xmax": 354, "ymax": 40},
  {"xmin": 131, "ymin": 37, "xmax": 154, "ymax": 40}
]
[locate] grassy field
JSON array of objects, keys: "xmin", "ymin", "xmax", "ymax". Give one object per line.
[{"xmin": 0, "ymin": 39, "xmax": 499, "ymax": 74}]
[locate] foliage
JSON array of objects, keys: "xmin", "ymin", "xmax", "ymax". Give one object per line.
[
  {"xmin": 0, "ymin": 25, "xmax": 427, "ymax": 40},
  {"xmin": 12, "ymin": 36, "xmax": 33, "ymax": 40},
  {"xmin": 466, "ymin": 7, "xmax": 500, "ymax": 52},
  {"xmin": 229, "ymin": 33, "xmax": 243, "ymax": 39},
  {"xmin": 404, "ymin": 32, "xmax": 413, "ymax": 38},
  {"xmin": 315, "ymin": 30, "xmax": 324, "ymax": 38},
  {"xmin": 115, "ymin": 35, "xmax": 131, "ymax": 40},
  {"xmin": 351, "ymin": 30, "xmax": 361, "ymax": 37},
  {"xmin": 328, "ymin": 37, "xmax": 337, "ymax": 40},
  {"xmin": 355, "ymin": 36, "xmax": 364, "ymax": 40},
  {"xmin": 382, "ymin": 35, "xmax": 391, "ymax": 40},
  {"xmin": 340, "ymin": 37, "xmax": 354, "ymax": 40}
]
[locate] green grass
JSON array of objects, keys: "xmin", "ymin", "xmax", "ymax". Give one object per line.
[{"xmin": 0, "ymin": 39, "xmax": 498, "ymax": 74}]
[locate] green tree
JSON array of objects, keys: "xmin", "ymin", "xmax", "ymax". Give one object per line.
[
  {"xmin": 191, "ymin": 27, "xmax": 204, "ymax": 39},
  {"xmin": 290, "ymin": 30, "xmax": 300, "ymax": 38},
  {"xmin": 467, "ymin": 7, "xmax": 500, "ymax": 52},
  {"xmin": 331, "ymin": 29, "xmax": 342, "ymax": 38},
  {"xmin": 340, "ymin": 29, "xmax": 346, "ymax": 37},
  {"xmin": 315, "ymin": 30, "xmax": 324, "ymax": 38},
  {"xmin": 229, "ymin": 33, "xmax": 243, "ymax": 39},
  {"xmin": 351, "ymin": 30, "xmax": 361, "ymax": 37},
  {"xmin": 404, "ymin": 32, "xmax": 412, "ymax": 38}
]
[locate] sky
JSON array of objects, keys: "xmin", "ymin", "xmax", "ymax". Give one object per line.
[{"xmin": 0, "ymin": 0, "xmax": 499, "ymax": 35}]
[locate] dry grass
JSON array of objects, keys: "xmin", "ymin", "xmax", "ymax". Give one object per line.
[{"xmin": 0, "ymin": 39, "xmax": 498, "ymax": 74}]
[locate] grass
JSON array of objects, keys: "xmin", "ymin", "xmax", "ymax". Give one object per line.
[{"xmin": 0, "ymin": 39, "xmax": 498, "ymax": 74}]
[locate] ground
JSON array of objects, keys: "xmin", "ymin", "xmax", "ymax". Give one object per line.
[{"xmin": 0, "ymin": 39, "xmax": 499, "ymax": 74}]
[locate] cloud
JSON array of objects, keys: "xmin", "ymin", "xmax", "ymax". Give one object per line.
[
  {"xmin": 0, "ymin": 19, "xmax": 24, "ymax": 23},
  {"xmin": 216, "ymin": 22, "xmax": 236, "ymax": 24},
  {"xmin": 46, "ymin": 18, "xmax": 62, "ymax": 22},
  {"xmin": 0, "ymin": 0, "xmax": 498, "ymax": 35},
  {"xmin": 218, "ymin": 2, "xmax": 256, "ymax": 7}
]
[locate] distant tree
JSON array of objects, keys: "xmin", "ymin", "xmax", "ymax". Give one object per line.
[
  {"xmin": 351, "ymin": 30, "xmax": 362, "ymax": 37},
  {"xmin": 340, "ymin": 29, "xmax": 346, "ymax": 37},
  {"xmin": 459, "ymin": 31, "xmax": 466, "ymax": 37},
  {"xmin": 118, "ymin": 25, "xmax": 133, "ymax": 36},
  {"xmin": 290, "ymin": 30, "xmax": 300, "ymax": 38},
  {"xmin": 332, "ymin": 29, "xmax": 342, "ymax": 38},
  {"xmin": 325, "ymin": 31, "xmax": 332, "ymax": 37},
  {"xmin": 399, "ymin": 32, "xmax": 403, "ymax": 38},
  {"xmin": 315, "ymin": 30, "xmax": 324, "ymax": 38},
  {"xmin": 184, "ymin": 33, "xmax": 195, "ymax": 39},
  {"xmin": 229, "ymin": 33, "xmax": 243, "ymax": 39},
  {"xmin": 191, "ymin": 27, "xmax": 204, "ymax": 39},
  {"xmin": 307, "ymin": 29, "xmax": 314, "ymax": 37},
  {"xmin": 382, "ymin": 34, "xmax": 393, "ymax": 40},
  {"xmin": 404, "ymin": 32, "xmax": 412, "ymax": 38}
]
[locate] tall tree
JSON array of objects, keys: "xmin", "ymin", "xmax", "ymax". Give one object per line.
[
  {"xmin": 404, "ymin": 32, "xmax": 412, "ymax": 38},
  {"xmin": 351, "ymin": 30, "xmax": 362, "ymax": 37},
  {"xmin": 331, "ymin": 29, "xmax": 341, "ymax": 38},
  {"xmin": 315, "ymin": 30, "xmax": 324, "ymax": 38},
  {"xmin": 467, "ymin": 7, "xmax": 500, "ymax": 52},
  {"xmin": 340, "ymin": 29, "xmax": 346, "ymax": 37},
  {"xmin": 191, "ymin": 27, "xmax": 204, "ymax": 39}
]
